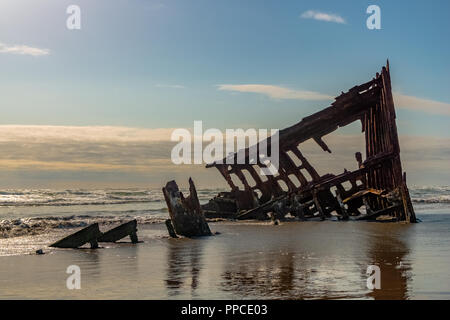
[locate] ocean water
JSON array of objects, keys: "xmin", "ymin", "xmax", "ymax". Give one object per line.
[
  {"xmin": 0, "ymin": 186, "xmax": 449, "ymax": 232},
  {"xmin": 0, "ymin": 188, "xmax": 222, "ymax": 238}
]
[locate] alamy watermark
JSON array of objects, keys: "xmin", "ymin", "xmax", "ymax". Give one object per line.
[
  {"xmin": 64, "ymin": 5, "xmax": 381, "ymax": 31},
  {"xmin": 66, "ymin": 5, "xmax": 81, "ymax": 30},
  {"xmin": 66, "ymin": 265, "xmax": 81, "ymax": 290},
  {"xmin": 171, "ymin": 121, "xmax": 280, "ymax": 176},
  {"xmin": 366, "ymin": 265, "xmax": 381, "ymax": 290},
  {"xmin": 367, "ymin": 5, "xmax": 381, "ymax": 30}
]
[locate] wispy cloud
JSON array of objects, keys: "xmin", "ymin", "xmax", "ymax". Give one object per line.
[
  {"xmin": 0, "ymin": 125, "xmax": 174, "ymax": 143},
  {"xmin": 217, "ymin": 84, "xmax": 333, "ymax": 101},
  {"xmin": 394, "ymin": 93, "xmax": 450, "ymax": 116},
  {"xmin": 218, "ymin": 84, "xmax": 450, "ymax": 115},
  {"xmin": 0, "ymin": 42, "xmax": 50, "ymax": 56},
  {"xmin": 155, "ymin": 84, "xmax": 185, "ymax": 89},
  {"xmin": 300, "ymin": 10, "xmax": 346, "ymax": 24}
]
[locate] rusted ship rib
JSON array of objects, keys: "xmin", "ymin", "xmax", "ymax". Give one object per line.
[{"xmin": 203, "ymin": 62, "xmax": 416, "ymax": 223}]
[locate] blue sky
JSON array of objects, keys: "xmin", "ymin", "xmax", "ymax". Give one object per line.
[{"xmin": 0, "ymin": 0, "xmax": 449, "ymax": 187}]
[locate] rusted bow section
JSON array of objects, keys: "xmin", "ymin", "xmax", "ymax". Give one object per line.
[
  {"xmin": 164, "ymin": 63, "xmax": 416, "ymax": 228},
  {"xmin": 163, "ymin": 178, "xmax": 212, "ymax": 237}
]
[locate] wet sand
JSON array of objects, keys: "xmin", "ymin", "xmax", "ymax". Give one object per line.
[{"xmin": 0, "ymin": 212, "xmax": 449, "ymax": 299}]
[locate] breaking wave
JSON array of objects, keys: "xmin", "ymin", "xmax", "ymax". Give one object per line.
[
  {"xmin": 0, "ymin": 188, "xmax": 223, "ymax": 238},
  {"xmin": 0, "ymin": 213, "xmax": 166, "ymax": 238},
  {"xmin": 409, "ymin": 186, "xmax": 450, "ymax": 204},
  {"xmin": 0, "ymin": 186, "xmax": 448, "ymax": 238},
  {"xmin": 0, "ymin": 188, "xmax": 220, "ymax": 207},
  {"xmin": 0, "ymin": 187, "xmax": 448, "ymax": 206}
]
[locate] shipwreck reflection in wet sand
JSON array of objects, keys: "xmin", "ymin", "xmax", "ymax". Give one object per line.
[
  {"xmin": 365, "ymin": 227, "xmax": 412, "ymax": 300},
  {"xmin": 165, "ymin": 238, "xmax": 205, "ymax": 297},
  {"xmin": 162, "ymin": 222, "xmax": 415, "ymax": 299}
]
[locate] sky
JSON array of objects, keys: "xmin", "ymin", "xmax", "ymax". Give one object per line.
[{"xmin": 0, "ymin": 0, "xmax": 449, "ymax": 188}]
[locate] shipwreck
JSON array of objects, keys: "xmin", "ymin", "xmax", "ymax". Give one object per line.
[{"xmin": 164, "ymin": 62, "xmax": 417, "ymax": 234}]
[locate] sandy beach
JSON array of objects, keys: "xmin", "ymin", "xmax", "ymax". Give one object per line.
[{"xmin": 1, "ymin": 206, "xmax": 449, "ymax": 300}]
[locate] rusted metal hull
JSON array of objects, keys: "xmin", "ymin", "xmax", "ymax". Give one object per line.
[
  {"xmin": 50, "ymin": 221, "xmax": 141, "ymax": 248},
  {"xmin": 205, "ymin": 63, "xmax": 416, "ymax": 223},
  {"xmin": 163, "ymin": 178, "xmax": 212, "ymax": 237}
]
